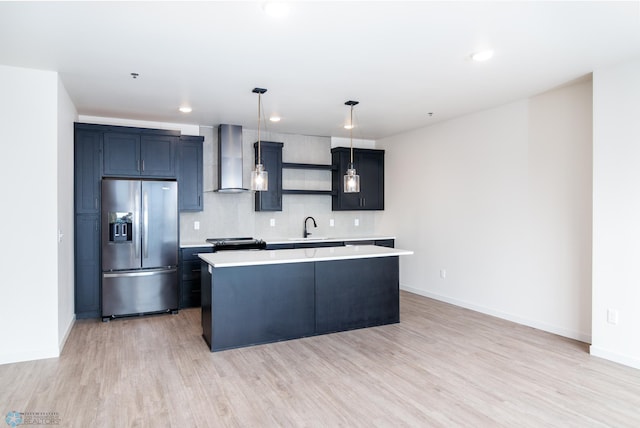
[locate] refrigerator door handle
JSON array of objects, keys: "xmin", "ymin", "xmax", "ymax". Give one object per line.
[
  {"xmin": 143, "ymin": 190, "xmax": 149, "ymax": 259},
  {"xmin": 103, "ymin": 268, "xmax": 177, "ymax": 278},
  {"xmin": 134, "ymin": 192, "xmax": 141, "ymax": 258}
]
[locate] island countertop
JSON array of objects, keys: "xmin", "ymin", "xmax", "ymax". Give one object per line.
[{"xmin": 198, "ymin": 244, "xmax": 412, "ymax": 268}]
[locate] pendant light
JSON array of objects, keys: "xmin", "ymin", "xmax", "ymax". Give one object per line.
[
  {"xmin": 251, "ymin": 87, "xmax": 268, "ymax": 191},
  {"xmin": 344, "ymin": 100, "xmax": 360, "ymax": 193}
]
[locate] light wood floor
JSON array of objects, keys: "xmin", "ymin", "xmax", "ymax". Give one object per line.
[{"xmin": 1, "ymin": 291, "xmax": 639, "ymax": 427}]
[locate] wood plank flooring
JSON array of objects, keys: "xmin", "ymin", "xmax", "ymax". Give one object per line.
[{"xmin": 1, "ymin": 291, "xmax": 639, "ymax": 427}]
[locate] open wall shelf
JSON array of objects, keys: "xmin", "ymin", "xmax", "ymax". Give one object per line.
[
  {"xmin": 282, "ymin": 189, "xmax": 333, "ymax": 195},
  {"xmin": 282, "ymin": 162, "xmax": 333, "ymax": 171},
  {"xmin": 282, "ymin": 162, "xmax": 333, "ymax": 196}
]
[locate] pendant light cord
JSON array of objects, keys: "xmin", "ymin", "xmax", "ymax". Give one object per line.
[
  {"xmin": 350, "ymin": 104, "xmax": 354, "ymax": 165},
  {"xmin": 257, "ymin": 92, "xmax": 262, "ymax": 163}
]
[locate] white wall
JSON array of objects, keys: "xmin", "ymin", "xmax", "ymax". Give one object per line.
[
  {"xmin": 331, "ymin": 137, "xmax": 376, "ymax": 149},
  {"xmin": 78, "ymin": 115, "xmax": 200, "ymax": 136},
  {"xmin": 378, "ymin": 78, "xmax": 593, "ymax": 343},
  {"xmin": 0, "ymin": 65, "xmax": 60, "ymax": 364},
  {"xmin": 57, "ymin": 77, "xmax": 78, "ymax": 351},
  {"xmin": 591, "ymin": 58, "xmax": 640, "ymax": 369}
]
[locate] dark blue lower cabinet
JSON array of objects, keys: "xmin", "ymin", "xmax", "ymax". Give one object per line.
[
  {"xmin": 201, "ymin": 257, "xmax": 399, "ymax": 351},
  {"xmin": 315, "ymin": 257, "xmax": 399, "ymax": 334},
  {"xmin": 203, "ymin": 263, "xmax": 315, "ymax": 351}
]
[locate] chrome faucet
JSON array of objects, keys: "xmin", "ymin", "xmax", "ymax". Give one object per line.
[{"xmin": 303, "ymin": 216, "xmax": 317, "ymax": 238}]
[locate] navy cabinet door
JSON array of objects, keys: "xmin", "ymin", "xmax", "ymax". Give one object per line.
[
  {"xmin": 104, "ymin": 133, "xmax": 176, "ymax": 178},
  {"xmin": 209, "ymin": 263, "xmax": 315, "ymax": 351},
  {"xmin": 331, "ymin": 148, "xmax": 385, "ymax": 211},
  {"xmin": 331, "ymin": 149, "xmax": 361, "ymax": 210},
  {"xmin": 179, "ymin": 246, "xmax": 211, "ymax": 308},
  {"xmin": 254, "ymin": 141, "xmax": 283, "ymax": 211},
  {"xmin": 356, "ymin": 150, "xmax": 384, "ymax": 210},
  {"xmin": 178, "ymin": 136, "xmax": 204, "ymax": 211},
  {"xmin": 103, "ymin": 132, "xmax": 140, "ymax": 176},
  {"xmin": 141, "ymin": 135, "xmax": 177, "ymax": 177},
  {"xmin": 74, "ymin": 130, "xmax": 102, "ymax": 214},
  {"xmin": 315, "ymin": 257, "xmax": 399, "ymax": 333},
  {"xmin": 75, "ymin": 215, "xmax": 101, "ymax": 318}
]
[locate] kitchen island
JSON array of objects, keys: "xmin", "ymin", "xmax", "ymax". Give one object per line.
[{"xmin": 199, "ymin": 245, "xmax": 412, "ymax": 352}]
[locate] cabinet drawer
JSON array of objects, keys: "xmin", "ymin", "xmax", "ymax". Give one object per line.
[
  {"xmin": 375, "ymin": 239, "xmax": 395, "ymax": 248},
  {"xmin": 181, "ymin": 246, "xmax": 212, "ymax": 261},
  {"xmin": 344, "ymin": 240, "xmax": 375, "ymax": 246},
  {"xmin": 265, "ymin": 243, "xmax": 295, "ymax": 250},
  {"xmin": 181, "ymin": 260, "xmax": 202, "ymax": 281},
  {"xmin": 294, "ymin": 241, "xmax": 344, "ymax": 249},
  {"xmin": 181, "ymin": 279, "xmax": 201, "ymax": 308}
]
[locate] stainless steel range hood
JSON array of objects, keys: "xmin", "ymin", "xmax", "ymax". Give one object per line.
[{"xmin": 216, "ymin": 124, "xmax": 249, "ymax": 192}]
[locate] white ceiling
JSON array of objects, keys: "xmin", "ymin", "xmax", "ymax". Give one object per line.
[{"xmin": 1, "ymin": 1, "xmax": 639, "ymax": 140}]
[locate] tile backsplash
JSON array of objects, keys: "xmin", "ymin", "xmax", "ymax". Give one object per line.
[{"xmin": 179, "ymin": 126, "xmax": 379, "ymax": 243}]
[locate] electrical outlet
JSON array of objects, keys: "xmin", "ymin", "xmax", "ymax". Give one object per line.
[
  {"xmin": 354, "ymin": 218, "xmax": 359, "ymax": 226},
  {"xmin": 329, "ymin": 219, "xmax": 335, "ymax": 227},
  {"xmin": 193, "ymin": 221, "xmax": 200, "ymax": 230},
  {"xmin": 440, "ymin": 269, "xmax": 446, "ymax": 279},
  {"xmin": 607, "ymin": 308, "xmax": 619, "ymax": 325},
  {"xmin": 270, "ymin": 218, "xmax": 276, "ymax": 227}
]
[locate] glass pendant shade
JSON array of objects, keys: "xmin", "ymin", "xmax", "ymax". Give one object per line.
[
  {"xmin": 343, "ymin": 100, "xmax": 361, "ymax": 194},
  {"xmin": 344, "ymin": 165, "xmax": 360, "ymax": 193},
  {"xmin": 251, "ymin": 163, "xmax": 268, "ymax": 191}
]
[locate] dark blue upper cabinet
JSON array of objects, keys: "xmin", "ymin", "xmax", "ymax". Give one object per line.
[
  {"xmin": 103, "ymin": 132, "xmax": 140, "ymax": 176},
  {"xmin": 140, "ymin": 135, "xmax": 177, "ymax": 177},
  {"xmin": 331, "ymin": 147, "xmax": 385, "ymax": 211},
  {"xmin": 103, "ymin": 132, "xmax": 177, "ymax": 178},
  {"xmin": 178, "ymin": 135, "xmax": 204, "ymax": 211},
  {"xmin": 254, "ymin": 141, "xmax": 284, "ymax": 212},
  {"xmin": 74, "ymin": 129, "xmax": 102, "ymax": 214}
]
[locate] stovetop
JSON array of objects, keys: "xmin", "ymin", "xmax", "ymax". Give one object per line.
[{"xmin": 205, "ymin": 237, "xmax": 266, "ymax": 251}]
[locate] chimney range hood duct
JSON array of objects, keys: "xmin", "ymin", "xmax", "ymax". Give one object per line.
[{"xmin": 216, "ymin": 124, "xmax": 249, "ymax": 192}]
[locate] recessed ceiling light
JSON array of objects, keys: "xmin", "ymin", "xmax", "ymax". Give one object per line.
[
  {"xmin": 263, "ymin": 2, "xmax": 289, "ymax": 18},
  {"xmin": 344, "ymin": 124, "xmax": 354, "ymax": 130},
  {"xmin": 179, "ymin": 106, "xmax": 192, "ymax": 113},
  {"xmin": 269, "ymin": 115, "xmax": 281, "ymax": 122},
  {"xmin": 471, "ymin": 50, "xmax": 494, "ymax": 62}
]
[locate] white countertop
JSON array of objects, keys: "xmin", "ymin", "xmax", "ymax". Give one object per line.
[
  {"xmin": 199, "ymin": 244, "xmax": 412, "ymax": 268},
  {"xmin": 180, "ymin": 241, "xmax": 214, "ymax": 248}
]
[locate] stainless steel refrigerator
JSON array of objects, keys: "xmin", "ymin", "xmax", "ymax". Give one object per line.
[{"xmin": 101, "ymin": 179, "xmax": 178, "ymax": 320}]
